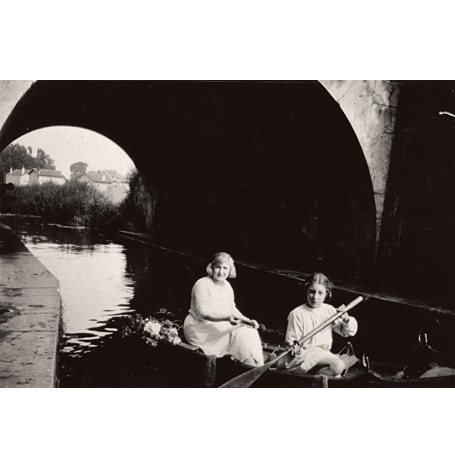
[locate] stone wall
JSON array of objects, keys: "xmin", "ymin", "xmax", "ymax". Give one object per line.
[{"xmin": 0, "ymin": 223, "xmax": 61, "ymax": 387}]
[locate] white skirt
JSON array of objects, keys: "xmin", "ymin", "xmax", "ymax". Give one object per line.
[{"xmin": 183, "ymin": 314, "xmax": 264, "ymax": 365}]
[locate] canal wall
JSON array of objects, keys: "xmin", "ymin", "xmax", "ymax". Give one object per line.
[{"xmin": 0, "ymin": 223, "xmax": 61, "ymax": 387}]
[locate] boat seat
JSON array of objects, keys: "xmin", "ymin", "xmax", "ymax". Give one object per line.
[{"xmin": 177, "ymin": 340, "xmax": 201, "ymax": 352}]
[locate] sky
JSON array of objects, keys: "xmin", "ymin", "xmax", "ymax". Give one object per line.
[{"xmin": 12, "ymin": 126, "xmax": 135, "ymax": 178}]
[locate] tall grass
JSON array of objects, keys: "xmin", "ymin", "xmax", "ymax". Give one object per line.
[{"xmin": 4, "ymin": 181, "xmax": 121, "ymax": 229}]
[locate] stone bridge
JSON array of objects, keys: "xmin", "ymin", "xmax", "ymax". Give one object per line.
[{"xmin": 1, "ymin": 80, "xmax": 455, "ymax": 303}]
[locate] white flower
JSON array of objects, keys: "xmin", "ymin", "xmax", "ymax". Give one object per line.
[
  {"xmin": 144, "ymin": 321, "xmax": 162, "ymax": 337},
  {"xmin": 145, "ymin": 337, "xmax": 159, "ymax": 347},
  {"xmin": 168, "ymin": 327, "xmax": 179, "ymax": 338}
]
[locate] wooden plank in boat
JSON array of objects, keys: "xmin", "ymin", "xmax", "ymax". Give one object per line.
[{"xmin": 177, "ymin": 341, "xmax": 200, "ymax": 352}]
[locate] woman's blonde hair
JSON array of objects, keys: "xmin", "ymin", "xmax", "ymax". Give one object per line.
[{"xmin": 206, "ymin": 252, "xmax": 237, "ymax": 279}]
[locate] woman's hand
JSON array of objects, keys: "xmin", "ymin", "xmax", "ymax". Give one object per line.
[{"xmin": 249, "ymin": 319, "xmax": 260, "ymax": 329}]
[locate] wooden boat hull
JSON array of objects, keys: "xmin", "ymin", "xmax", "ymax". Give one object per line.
[{"xmin": 143, "ymin": 338, "xmax": 455, "ymax": 388}]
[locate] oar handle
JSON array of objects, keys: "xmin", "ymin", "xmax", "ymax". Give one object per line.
[{"xmin": 296, "ymin": 295, "xmax": 363, "ymax": 347}]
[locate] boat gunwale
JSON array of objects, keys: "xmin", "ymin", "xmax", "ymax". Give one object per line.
[{"xmin": 157, "ymin": 336, "xmax": 455, "ymax": 387}]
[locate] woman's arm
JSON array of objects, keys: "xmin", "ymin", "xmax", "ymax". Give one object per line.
[
  {"xmin": 231, "ymin": 305, "xmax": 252, "ymax": 322},
  {"xmin": 191, "ymin": 280, "xmax": 237, "ymax": 322},
  {"xmin": 191, "ymin": 280, "xmax": 259, "ymax": 326}
]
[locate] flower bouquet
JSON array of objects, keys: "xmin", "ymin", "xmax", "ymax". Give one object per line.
[{"xmin": 120, "ymin": 308, "xmax": 183, "ymax": 348}]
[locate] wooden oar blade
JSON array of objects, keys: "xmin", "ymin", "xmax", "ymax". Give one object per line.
[{"xmin": 219, "ymin": 363, "xmax": 272, "ymax": 388}]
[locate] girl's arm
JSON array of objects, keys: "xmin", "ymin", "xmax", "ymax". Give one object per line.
[
  {"xmin": 332, "ymin": 313, "xmax": 358, "ymax": 337},
  {"xmin": 285, "ymin": 310, "xmax": 303, "ymax": 345},
  {"xmin": 285, "ymin": 311, "xmax": 304, "ymax": 355}
]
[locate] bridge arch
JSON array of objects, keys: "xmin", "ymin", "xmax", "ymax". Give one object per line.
[{"xmin": 0, "ymin": 81, "xmax": 378, "ymax": 281}]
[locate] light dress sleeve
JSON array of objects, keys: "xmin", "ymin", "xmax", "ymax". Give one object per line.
[
  {"xmin": 332, "ymin": 315, "xmax": 358, "ymax": 337},
  {"xmin": 285, "ymin": 308, "xmax": 304, "ymax": 345},
  {"xmin": 190, "ymin": 277, "xmax": 235, "ymax": 320}
]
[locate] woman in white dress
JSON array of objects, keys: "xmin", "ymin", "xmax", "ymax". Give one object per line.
[{"xmin": 183, "ymin": 252, "xmax": 264, "ymax": 366}]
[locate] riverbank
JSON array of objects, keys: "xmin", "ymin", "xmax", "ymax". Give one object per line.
[{"xmin": 0, "ymin": 222, "xmax": 61, "ymax": 387}]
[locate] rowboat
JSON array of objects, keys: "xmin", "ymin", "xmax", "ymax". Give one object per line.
[
  {"xmin": 120, "ymin": 313, "xmax": 455, "ymax": 388},
  {"xmin": 115, "ymin": 230, "xmax": 455, "ymax": 387}
]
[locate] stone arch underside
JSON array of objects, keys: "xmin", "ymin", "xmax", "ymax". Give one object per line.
[
  {"xmin": 0, "ymin": 81, "xmax": 377, "ymax": 282},
  {"xmin": 320, "ymin": 81, "xmax": 400, "ymax": 249}
]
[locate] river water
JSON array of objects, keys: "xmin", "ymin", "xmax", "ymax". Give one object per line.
[
  {"xmin": 4, "ymin": 216, "xmax": 455, "ymax": 387},
  {"xmin": 0, "ymin": 217, "xmax": 209, "ymax": 386},
  {"xmin": 0, "ymin": 217, "xmax": 305, "ymax": 386}
]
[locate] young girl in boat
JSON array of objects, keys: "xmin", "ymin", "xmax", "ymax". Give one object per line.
[
  {"xmin": 284, "ymin": 272, "xmax": 358, "ymax": 376},
  {"xmin": 183, "ymin": 252, "xmax": 264, "ymax": 366}
]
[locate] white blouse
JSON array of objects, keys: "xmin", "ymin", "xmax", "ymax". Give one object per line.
[{"xmin": 285, "ymin": 303, "xmax": 358, "ymax": 350}]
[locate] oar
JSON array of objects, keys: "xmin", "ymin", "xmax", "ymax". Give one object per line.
[{"xmin": 219, "ymin": 295, "xmax": 364, "ymax": 388}]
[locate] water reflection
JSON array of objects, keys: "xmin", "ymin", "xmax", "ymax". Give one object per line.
[
  {"xmin": 0, "ymin": 217, "xmax": 212, "ymax": 386},
  {"xmin": 1, "ymin": 217, "xmax": 135, "ymax": 352},
  {"xmin": 27, "ymin": 241, "xmax": 133, "ymax": 343}
]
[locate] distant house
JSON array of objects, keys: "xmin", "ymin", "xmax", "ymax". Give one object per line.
[
  {"xmin": 5, "ymin": 167, "xmax": 66, "ymax": 186},
  {"xmin": 76, "ymin": 169, "xmax": 129, "ymax": 204},
  {"xmin": 77, "ymin": 170, "xmax": 112, "ymax": 193},
  {"xmin": 5, "ymin": 167, "xmax": 30, "ymax": 186},
  {"xmin": 29, "ymin": 169, "xmax": 66, "ymax": 185}
]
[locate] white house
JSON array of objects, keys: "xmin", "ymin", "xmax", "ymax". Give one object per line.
[
  {"xmin": 5, "ymin": 167, "xmax": 66, "ymax": 186},
  {"xmin": 77, "ymin": 169, "xmax": 129, "ymax": 204}
]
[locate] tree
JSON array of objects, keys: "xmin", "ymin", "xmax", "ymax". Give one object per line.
[
  {"xmin": 70, "ymin": 161, "xmax": 88, "ymax": 180},
  {"xmin": 0, "ymin": 143, "xmax": 57, "ymax": 182},
  {"xmin": 35, "ymin": 148, "xmax": 56, "ymax": 170},
  {"xmin": 0, "ymin": 143, "xmax": 33, "ymax": 182}
]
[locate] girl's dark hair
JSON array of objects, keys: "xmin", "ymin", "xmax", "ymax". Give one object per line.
[{"xmin": 304, "ymin": 272, "xmax": 334, "ymax": 302}]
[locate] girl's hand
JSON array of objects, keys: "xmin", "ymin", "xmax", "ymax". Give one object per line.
[
  {"xmin": 337, "ymin": 304, "xmax": 347, "ymax": 313},
  {"xmin": 337, "ymin": 305, "xmax": 350, "ymax": 323},
  {"xmin": 291, "ymin": 342, "xmax": 301, "ymax": 356}
]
